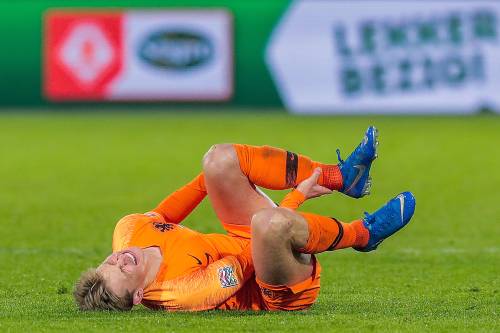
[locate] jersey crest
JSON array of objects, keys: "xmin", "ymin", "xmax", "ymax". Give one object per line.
[{"xmin": 152, "ymin": 222, "xmax": 175, "ymax": 233}]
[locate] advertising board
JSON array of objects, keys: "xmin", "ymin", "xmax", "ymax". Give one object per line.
[
  {"xmin": 267, "ymin": 0, "xmax": 500, "ymax": 114},
  {"xmin": 44, "ymin": 10, "xmax": 233, "ymax": 101}
]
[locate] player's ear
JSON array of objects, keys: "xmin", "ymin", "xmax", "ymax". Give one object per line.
[{"xmin": 133, "ymin": 288, "xmax": 143, "ymax": 305}]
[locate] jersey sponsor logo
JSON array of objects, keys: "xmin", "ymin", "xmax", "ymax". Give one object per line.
[
  {"xmin": 218, "ymin": 266, "xmax": 238, "ymax": 288},
  {"xmin": 139, "ymin": 29, "xmax": 213, "ymax": 71},
  {"xmin": 152, "ymin": 222, "xmax": 175, "ymax": 232}
]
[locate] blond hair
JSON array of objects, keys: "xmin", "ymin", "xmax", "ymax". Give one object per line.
[{"xmin": 73, "ymin": 268, "xmax": 133, "ymax": 311}]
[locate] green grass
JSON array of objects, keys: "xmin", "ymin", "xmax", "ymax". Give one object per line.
[{"xmin": 0, "ymin": 111, "xmax": 498, "ymax": 332}]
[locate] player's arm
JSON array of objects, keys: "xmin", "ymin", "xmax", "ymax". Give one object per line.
[
  {"xmin": 152, "ymin": 173, "xmax": 206, "ymax": 224},
  {"xmin": 152, "ymin": 245, "xmax": 253, "ymax": 311},
  {"xmin": 280, "ymin": 168, "xmax": 332, "ymax": 210}
]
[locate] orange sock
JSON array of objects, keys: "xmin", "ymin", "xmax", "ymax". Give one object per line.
[
  {"xmin": 233, "ymin": 144, "xmax": 343, "ymax": 190},
  {"xmin": 298, "ymin": 212, "xmax": 369, "ymax": 253}
]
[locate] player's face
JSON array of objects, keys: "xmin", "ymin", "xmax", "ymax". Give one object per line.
[{"xmin": 97, "ymin": 247, "xmax": 147, "ymax": 297}]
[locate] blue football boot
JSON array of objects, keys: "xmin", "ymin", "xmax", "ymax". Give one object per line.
[
  {"xmin": 355, "ymin": 192, "xmax": 416, "ymax": 252},
  {"xmin": 337, "ymin": 126, "xmax": 378, "ymax": 198}
]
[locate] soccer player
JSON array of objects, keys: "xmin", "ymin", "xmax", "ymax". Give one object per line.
[{"xmin": 74, "ymin": 126, "xmax": 416, "ymax": 311}]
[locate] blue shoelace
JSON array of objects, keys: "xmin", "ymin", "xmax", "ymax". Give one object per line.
[{"xmin": 336, "ymin": 148, "xmax": 345, "ymax": 164}]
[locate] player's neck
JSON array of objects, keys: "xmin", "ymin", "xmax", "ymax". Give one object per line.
[{"xmin": 142, "ymin": 246, "xmax": 163, "ymax": 287}]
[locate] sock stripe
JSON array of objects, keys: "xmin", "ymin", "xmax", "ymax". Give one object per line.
[
  {"xmin": 328, "ymin": 218, "xmax": 344, "ymax": 250},
  {"xmin": 285, "ymin": 151, "xmax": 298, "ymax": 187}
]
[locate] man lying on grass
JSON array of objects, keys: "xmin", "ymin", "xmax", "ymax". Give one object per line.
[{"xmin": 74, "ymin": 127, "xmax": 415, "ymax": 311}]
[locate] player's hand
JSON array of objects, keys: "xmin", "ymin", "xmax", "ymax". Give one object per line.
[{"xmin": 296, "ymin": 168, "xmax": 333, "ymax": 199}]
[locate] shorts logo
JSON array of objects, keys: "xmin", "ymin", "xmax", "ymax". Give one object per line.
[
  {"xmin": 218, "ymin": 266, "xmax": 238, "ymax": 288},
  {"xmin": 260, "ymin": 286, "xmax": 276, "ymax": 299},
  {"xmin": 152, "ymin": 222, "xmax": 175, "ymax": 232}
]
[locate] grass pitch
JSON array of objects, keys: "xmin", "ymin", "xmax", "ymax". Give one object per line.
[{"xmin": 0, "ymin": 110, "xmax": 498, "ymax": 332}]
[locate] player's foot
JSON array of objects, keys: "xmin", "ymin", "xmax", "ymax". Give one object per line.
[
  {"xmin": 337, "ymin": 126, "xmax": 378, "ymax": 198},
  {"xmin": 355, "ymin": 192, "xmax": 416, "ymax": 252}
]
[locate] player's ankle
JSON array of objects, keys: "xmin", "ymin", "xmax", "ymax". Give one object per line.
[
  {"xmin": 320, "ymin": 164, "xmax": 343, "ymax": 191},
  {"xmin": 351, "ymin": 220, "xmax": 369, "ymax": 248}
]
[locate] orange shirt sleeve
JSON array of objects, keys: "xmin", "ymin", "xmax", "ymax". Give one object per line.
[
  {"xmin": 279, "ymin": 189, "xmax": 306, "ymax": 210},
  {"xmin": 142, "ymin": 244, "xmax": 253, "ymax": 311},
  {"xmin": 152, "ymin": 173, "xmax": 206, "ymax": 224}
]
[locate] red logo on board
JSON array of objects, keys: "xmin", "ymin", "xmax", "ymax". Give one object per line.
[{"xmin": 44, "ymin": 11, "xmax": 123, "ymax": 100}]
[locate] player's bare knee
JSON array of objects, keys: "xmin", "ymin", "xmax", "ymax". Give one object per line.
[
  {"xmin": 269, "ymin": 208, "xmax": 294, "ymax": 231},
  {"xmin": 252, "ymin": 208, "xmax": 293, "ymax": 243},
  {"xmin": 202, "ymin": 144, "xmax": 238, "ymax": 177},
  {"xmin": 251, "ymin": 208, "xmax": 274, "ymax": 231}
]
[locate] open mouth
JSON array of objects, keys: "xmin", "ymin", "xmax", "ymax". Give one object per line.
[{"xmin": 122, "ymin": 251, "xmax": 138, "ymax": 265}]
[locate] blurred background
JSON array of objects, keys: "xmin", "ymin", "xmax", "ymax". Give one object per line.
[
  {"xmin": 2, "ymin": 0, "xmax": 500, "ymax": 112},
  {"xmin": 0, "ymin": 1, "xmax": 498, "ymax": 332}
]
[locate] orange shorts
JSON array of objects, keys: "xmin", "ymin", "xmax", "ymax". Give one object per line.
[{"xmin": 211, "ymin": 223, "xmax": 322, "ymax": 311}]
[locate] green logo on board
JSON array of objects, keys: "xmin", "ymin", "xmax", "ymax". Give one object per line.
[{"xmin": 139, "ymin": 30, "xmax": 213, "ymax": 70}]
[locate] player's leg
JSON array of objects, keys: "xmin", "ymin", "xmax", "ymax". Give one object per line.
[
  {"xmin": 232, "ymin": 144, "xmax": 343, "ymax": 192},
  {"xmin": 202, "ymin": 126, "xmax": 378, "ymax": 226},
  {"xmin": 233, "ymin": 126, "xmax": 378, "ymax": 198},
  {"xmin": 251, "ymin": 208, "xmax": 368, "ymax": 285},
  {"xmin": 201, "ymin": 141, "xmax": 352, "ymax": 227},
  {"xmin": 248, "ymin": 206, "xmax": 366, "ymax": 310},
  {"xmin": 251, "ymin": 191, "xmax": 416, "ymax": 286},
  {"xmin": 203, "ymin": 144, "xmax": 276, "ymax": 226},
  {"xmin": 251, "ymin": 208, "xmax": 314, "ymax": 286}
]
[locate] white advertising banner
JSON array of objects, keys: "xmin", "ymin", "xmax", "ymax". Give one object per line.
[
  {"xmin": 109, "ymin": 11, "xmax": 233, "ymax": 100},
  {"xmin": 266, "ymin": 0, "xmax": 500, "ymax": 114},
  {"xmin": 45, "ymin": 10, "xmax": 233, "ymax": 101}
]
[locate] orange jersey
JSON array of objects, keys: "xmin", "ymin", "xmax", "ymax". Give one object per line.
[
  {"xmin": 111, "ymin": 169, "xmax": 322, "ymax": 312},
  {"xmin": 113, "ymin": 212, "xmax": 221, "ymax": 280},
  {"xmin": 112, "ymin": 212, "xmax": 259, "ymax": 311}
]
